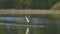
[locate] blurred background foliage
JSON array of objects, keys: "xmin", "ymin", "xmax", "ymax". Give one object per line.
[
  {"xmin": 51, "ymin": 1, "xmax": 60, "ymax": 10},
  {"xmin": 0, "ymin": 0, "xmax": 59, "ymax": 9}
]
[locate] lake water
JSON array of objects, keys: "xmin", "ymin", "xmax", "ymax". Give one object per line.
[{"xmin": 0, "ymin": 17, "xmax": 60, "ymax": 34}]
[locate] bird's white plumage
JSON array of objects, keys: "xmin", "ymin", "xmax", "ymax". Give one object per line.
[{"xmin": 25, "ymin": 16, "xmax": 29, "ymax": 23}]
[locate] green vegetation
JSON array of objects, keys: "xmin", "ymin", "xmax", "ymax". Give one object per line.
[
  {"xmin": 0, "ymin": 0, "xmax": 59, "ymax": 9},
  {"xmin": 51, "ymin": 1, "xmax": 60, "ymax": 10}
]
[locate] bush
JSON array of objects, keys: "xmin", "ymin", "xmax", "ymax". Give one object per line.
[{"xmin": 51, "ymin": 1, "xmax": 60, "ymax": 10}]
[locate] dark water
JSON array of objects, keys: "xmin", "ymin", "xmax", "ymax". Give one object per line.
[{"xmin": 0, "ymin": 17, "xmax": 60, "ymax": 34}]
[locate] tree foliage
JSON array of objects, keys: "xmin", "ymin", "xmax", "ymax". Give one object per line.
[
  {"xmin": 0, "ymin": 0, "xmax": 59, "ymax": 9},
  {"xmin": 51, "ymin": 1, "xmax": 60, "ymax": 10}
]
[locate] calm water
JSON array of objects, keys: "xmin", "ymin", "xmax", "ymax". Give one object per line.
[{"xmin": 0, "ymin": 17, "xmax": 60, "ymax": 34}]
